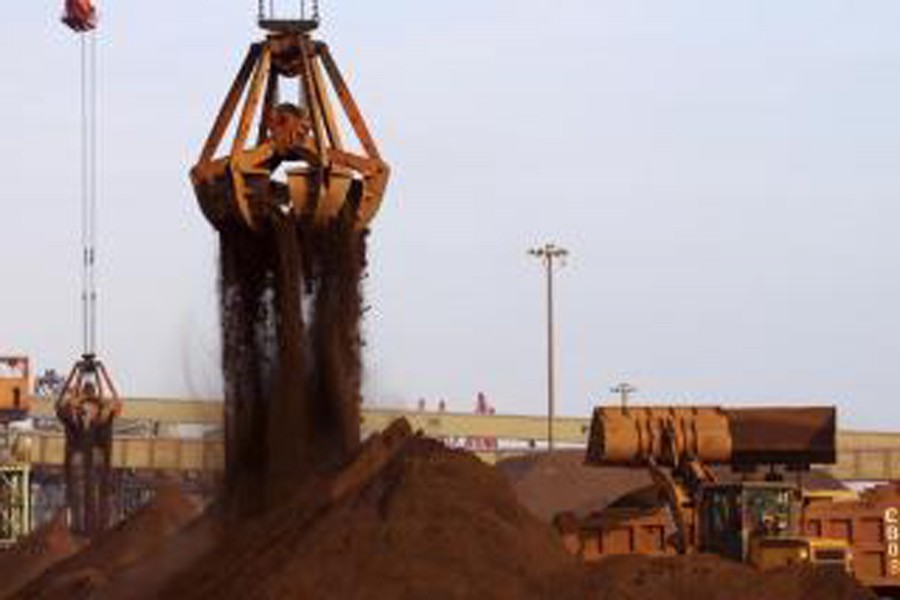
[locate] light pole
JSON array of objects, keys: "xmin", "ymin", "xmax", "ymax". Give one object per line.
[
  {"xmin": 529, "ymin": 243, "xmax": 568, "ymax": 451},
  {"xmin": 611, "ymin": 382, "xmax": 637, "ymax": 412}
]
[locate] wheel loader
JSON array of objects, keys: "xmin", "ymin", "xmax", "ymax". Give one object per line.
[
  {"xmin": 556, "ymin": 406, "xmax": 853, "ymax": 573},
  {"xmin": 697, "ymin": 479, "xmax": 850, "ymax": 572}
]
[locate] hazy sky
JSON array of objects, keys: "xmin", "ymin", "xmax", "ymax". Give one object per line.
[{"xmin": 2, "ymin": 1, "xmax": 899, "ymax": 429}]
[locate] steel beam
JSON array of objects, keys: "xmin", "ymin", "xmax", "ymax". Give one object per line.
[{"xmin": 19, "ymin": 397, "xmax": 900, "ymax": 480}]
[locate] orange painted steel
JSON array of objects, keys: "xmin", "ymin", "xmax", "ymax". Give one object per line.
[
  {"xmin": 191, "ymin": 23, "xmax": 389, "ymax": 234},
  {"xmin": 587, "ymin": 405, "xmax": 836, "ymax": 469},
  {"xmin": 586, "ymin": 406, "xmax": 732, "ymax": 467}
]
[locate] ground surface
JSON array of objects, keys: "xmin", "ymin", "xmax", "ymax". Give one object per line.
[{"xmin": 0, "ymin": 442, "xmax": 876, "ymax": 599}]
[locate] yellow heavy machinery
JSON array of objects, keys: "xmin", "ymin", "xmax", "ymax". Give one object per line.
[
  {"xmin": 190, "ymin": 11, "xmax": 389, "ymax": 233},
  {"xmin": 559, "ymin": 405, "xmax": 853, "ymax": 572}
]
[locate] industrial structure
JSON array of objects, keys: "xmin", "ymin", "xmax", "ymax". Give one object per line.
[
  {"xmin": 0, "ymin": 3, "xmax": 897, "ymax": 599},
  {"xmin": 190, "ymin": 0, "xmax": 391, "ymax": 516},
  {"xmin": 56, "ymin": 0, "xmax": 124, "ymax": 539},
  {"xmin": 2, "ymin": 363, "xmax": 900, "ymax": 545},
  {"xmin": 0, "ymin": 357, "xmax": 31, "ymax": 547},
  {"xmin": 555, "ymin": 405, "xmax": 900, "ymax": 596},
  {"xmin": 191, "ymin": 13, "xmax": 389, "ymax": 234}
]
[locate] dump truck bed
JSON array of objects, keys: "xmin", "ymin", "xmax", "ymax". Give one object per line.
[
  {"xmin": 803, "ymin": 485, "xmax": 900, "ymax": 593},
  {"xmin": 558, "ymin": 483, "xmax": 900, "ymax": 594}
]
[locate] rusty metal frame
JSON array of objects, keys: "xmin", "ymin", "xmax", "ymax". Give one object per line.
[
  {"xmin": 199, "ymin": 44, "xmax": 263, "ymax": 167},
  {"xmin": 309, "ymin": 55, "xmax": 344, "ymax": 151},
  {"xmin": 191, "ymin": 28, "xmax": 390, "ymax": 233},
  {"xmin": 0, "ymin": 464, "xmax": 30, "ymax": 547},
  {"xmin": 55, "ymin": 354, "xmax": 121, "ymax": 538},
  {"xmin": 316, "ymin": 42, "xmax": 382, "ymax": 160}
]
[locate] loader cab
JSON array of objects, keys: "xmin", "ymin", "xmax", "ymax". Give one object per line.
[{"xmin": 698, "ymin": 481, "xmax": 799, "ymax": 562}]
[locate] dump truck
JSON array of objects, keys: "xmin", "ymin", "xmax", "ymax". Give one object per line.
[
  {"xmin": 803, "ymin": 485, "xmax": 900, "ymax": 597},
  {"xmin": 554, "ymin": 405, "xmax": 900, "ymax": 597}
]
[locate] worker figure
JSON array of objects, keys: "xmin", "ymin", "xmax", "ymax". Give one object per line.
[{"xmin": 62, "ymin": 0, "xmax": 97, "ymax": 32}]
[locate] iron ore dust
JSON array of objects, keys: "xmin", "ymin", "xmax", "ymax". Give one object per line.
[{"xmin": 217, "ymin": 209, "xmax": 366, "ymax": 517}]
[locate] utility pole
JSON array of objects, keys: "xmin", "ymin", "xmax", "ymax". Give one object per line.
[
  {"xmin": 611, "ymin": 382, "xmax": 637, "ymax": 412},
  {"xmin": 528, "ymin": 243, "xmax": 568, "ymax": 451}
]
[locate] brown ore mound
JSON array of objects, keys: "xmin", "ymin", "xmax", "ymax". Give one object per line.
[
  {"xmin": 13, "ymin": 484, "xmax": 200, "ymax": 599},
  {"xmin": 585, "ymin": 554, "xmax": 875, "ymax": 600},
  {"xmin": 0, "ymin": 512, "xmax": 81, "ymax": 599},
  {"xmin": 498, "ymin": 451, "xmax": 849, "ymax": 524},
  {"xmin": 6, "ymin": 446, "xmax": 877, "ymax": 600},
  {"xmin": 162, "ymin": 437, "xmax": 582, "ymax": 600},
  {"xmin": 497, "ymin": 450, "xmax": 653, "ymax": 521}
]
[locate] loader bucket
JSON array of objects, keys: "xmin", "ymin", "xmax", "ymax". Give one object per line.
[
  {"xmin": 586, "ymin": 405, "xmax": 837, "ymax": 469},
  {"xmin": 725, "ymin": 407, "xmax": 836, "ymax": 467},
  {"xmin": 586, "ymin": 406, "xmax": 733, "ymax": 467}
]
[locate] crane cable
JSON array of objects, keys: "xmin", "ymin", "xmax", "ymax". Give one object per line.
[
  {"xmin": 80, "ymin": 29, "xmax": 99, "ymax": 357},
  {"xmin": 302, "ymin": 0, "xmax": 320, "ymax": 21}
]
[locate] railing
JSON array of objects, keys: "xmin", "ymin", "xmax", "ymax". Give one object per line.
[
  {"xmin": 0, "ymin": 465, "xmax": 30, "ymax": 546},
  {"xmin": 18, "ymin": 397, "xmax": 900, "ymax": 480},
  {"xmin": 18, "ymin": 433, "xmax": 223, "ymax": 473}
]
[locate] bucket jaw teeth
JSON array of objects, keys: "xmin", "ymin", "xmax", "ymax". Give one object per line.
[{"xmin": 191, "ymin": 34, "xmax": 389, "ymax": 233}]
